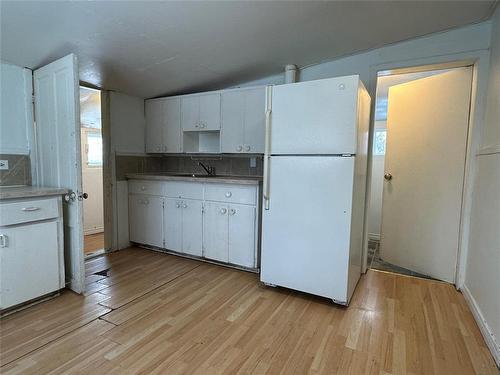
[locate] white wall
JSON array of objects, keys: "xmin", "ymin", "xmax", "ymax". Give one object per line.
[
  {"xmin": 109, "ymin": 91, "xmax": 145, "ymax": 250},
  {"xmin": 464, "ymin": 5, "xmax": 500, "ymax": 366},
  {"xmin": 0, "ymin": 62, "xmax": 33, "ymax": 155},
  {"xmin": 110, "ymin": 91, "xmax": 145, "ymax": 155}
]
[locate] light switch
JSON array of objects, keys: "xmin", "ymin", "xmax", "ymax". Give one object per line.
[
  {"xmin": 0, "ymin": 160, "xmax": 8, "ymax": 170},
  {"xmin": 250, "ymin": 157, "xmax": 256, "ymax": 168}
]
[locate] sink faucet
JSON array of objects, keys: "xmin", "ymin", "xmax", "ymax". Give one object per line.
[{"xmin": 198, "ymin": 162, "xmax": 215, "ymax": 176}]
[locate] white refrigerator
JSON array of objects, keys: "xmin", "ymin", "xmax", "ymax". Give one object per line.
[{"xmin": 260, "ymin": 75, "xmax": 371, "ymax": 305}]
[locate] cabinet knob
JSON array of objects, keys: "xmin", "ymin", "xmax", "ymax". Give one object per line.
[
  {"xmin": 144, "ymin": 199, "xmax": 149, "ymax": 205},
  {"xmin": 220, "ymin": 208, "xmax": 227, "ymax": 214},
  {"xmin": 183, "ymin": 204, "xmax": 187, "ymax": 208},
  {"xmin": 195, "ymin": 124, "xmax": 199, "ymax": 128},
  {"xmin": 141, "ymin": 186, "xmax": 146, "ymax": 191},
  {"xmin": 245, "ymin": 145, "xmax": 251, "ymax": 152},
  {"xmin": 237, "ymin": 145, "xmax": 243, "ymax": 152},
  {"xmin": 0, "ymin": 234, "xmax": 7, "ymax": 248},
  {"xmin": 229, "ymin": 208, "xmax": 236, "ymax": 215},
  {"xmin": 225, "ymin": 192, "xmax": 232, "ymax": 198},
  {"xmin": 156, "ymin": 146, "xmax": 161, "ymax": 151},
  {"xmin": 176, "ymin": 203, "xmax": 180, "ymax": 208}
]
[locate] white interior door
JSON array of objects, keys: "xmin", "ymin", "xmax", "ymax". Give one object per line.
[
  {"xmin": 34, "ymin": 54, "xmax": 85, "ymax": 293},
  {"xmin": 379, "ymin": 67, "xmax": 472, "ymax": 282}
]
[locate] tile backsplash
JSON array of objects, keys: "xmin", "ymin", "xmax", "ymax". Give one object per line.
[
  {"xmin": 115, "ymin": 154, "xmax": 263, "ymax": 181},
  {"xmin": 0, "ymin": 154, "xmax": 31, "ymax": 186}
]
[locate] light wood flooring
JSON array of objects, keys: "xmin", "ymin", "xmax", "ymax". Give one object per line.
[
  {"xmin": 0, "ymin": 247, "xmax": 497, "ymax": 374},
  {"xmin": 84, "ymin": 232, "xmax": 104, "ymax": 255}
]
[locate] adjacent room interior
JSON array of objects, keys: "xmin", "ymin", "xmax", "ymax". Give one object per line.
[{"xmin": 80, "ymin": 86, "xmax": 105, "ymax": 257}]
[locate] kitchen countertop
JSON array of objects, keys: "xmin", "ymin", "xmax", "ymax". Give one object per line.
[
  {"xmin": 126, "ymin": 173, "xmax": 262, "ymax": 185},
  {"xmin": 0, "ymin": 186, "xmax": 69, "ymax": 200}
]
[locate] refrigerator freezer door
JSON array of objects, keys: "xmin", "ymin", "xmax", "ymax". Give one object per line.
[
  {"xmin": 270, "ymin": 76, "xmax": 359, "ymax": 155},
  {"xmin": 260, "ymin": 156, "xmax": 355, "ymax": 302}
]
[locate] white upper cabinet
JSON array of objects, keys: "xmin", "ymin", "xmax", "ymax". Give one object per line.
[
  {"xmin": 145, "ymin": 97, "xmax": 181, "ymax": 153},
  {"xmin": 221, "ymin": 87, "xmax": 266, "ymax": 153},
  {"xmin": 182, "ymin": 93, "xmax": 221, "ymax": 131}
]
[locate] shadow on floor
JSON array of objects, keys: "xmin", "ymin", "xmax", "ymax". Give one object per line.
[{"xmin": 367, "ymin": 239, "xmax": 438, "ymax": 281}]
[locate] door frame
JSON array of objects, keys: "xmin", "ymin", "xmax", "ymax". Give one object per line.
[
  {"xmin": 79, "ymin": 84, "xmax": 113, "ymax": 255},
  {"xmin": 361, "ymin": 49, "xmax": 491, "ymax": 289}
]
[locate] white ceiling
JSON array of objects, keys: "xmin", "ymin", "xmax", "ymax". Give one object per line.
[{"xmin": 1, "ymin": 1, "xmax": 497, "ymax": 99}]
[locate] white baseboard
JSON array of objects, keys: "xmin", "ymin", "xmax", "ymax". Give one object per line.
[
  {"xmin": 461, "ymin": 285, "xmax": 500, "ymax": 367},
  {"xmin": 368, "ymin": 233, "xmax": 380, "ymax": 241}
]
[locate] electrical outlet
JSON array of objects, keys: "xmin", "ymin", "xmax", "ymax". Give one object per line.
[
  {"xmin": 250, "ymin": 157, "xmax": 256, "ymax": 168},
  {"xmin": 0, "ymin": 160, "xmax": 8, "ymax": 170}
]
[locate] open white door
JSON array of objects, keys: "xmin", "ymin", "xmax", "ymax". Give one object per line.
[
  {"xmin": 379, "ymin": 67, "xmax": 472, "ymax": 282},
  {"xmin": 33, "ymin": 54, "xmax": 85, "ymax": 293}
]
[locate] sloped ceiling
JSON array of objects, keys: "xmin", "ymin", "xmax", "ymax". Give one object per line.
[{"xmin": 1, "ymin": 1, "xmax": 497, "ymax": 98}]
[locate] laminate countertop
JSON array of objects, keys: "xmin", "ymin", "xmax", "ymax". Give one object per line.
[
  {"xmin": 0, "ymin": 186, "xmax": 69, "ymax": 200},
  {"xmin": 126, "ymin": 173, "xmax": 262, "ymax": 185}
]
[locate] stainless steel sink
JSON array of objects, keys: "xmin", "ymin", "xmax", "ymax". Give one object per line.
[{"xmin": 167, "ymin": 173, "xmax": 217, "ymax": 178}]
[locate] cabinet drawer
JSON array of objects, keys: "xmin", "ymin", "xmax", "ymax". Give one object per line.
[
  {"xmin": 0, "ymin": 197, "xmax": 59, "ymax": 226},
  {"xmin": 204, "ymin": 184, "xmax": 257, "ymax": 205},
  {"xmin": 164, "ymin": 181, "xmax": 203, "ymax": 199},
  {"xmin": 128, "ymin": 180, "xmax": 164, "ymax": 196}
]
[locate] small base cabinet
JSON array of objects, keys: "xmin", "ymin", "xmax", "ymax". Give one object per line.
[
  {"xmin": 0, "ymin": 195, "xmax": 65, "ymax": 311},
  {"xmin": 128, "ymin": 179, "xmax": 260, "ymax": 271}
]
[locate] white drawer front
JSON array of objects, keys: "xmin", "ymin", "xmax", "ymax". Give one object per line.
[
  {"xmin": 128, "ymin": 180, "xmax": 164, "ymax": 196},
  {"xmin": 0, "ymin": 197, "xmax": 59, "ymax": 226},
  {"xmin": 204, "ymin": 184, "xmax": 256, "ymax": 205},
  {"xmin": 164, "ymin": 181, "xmax": 203, "ymax": 199}
]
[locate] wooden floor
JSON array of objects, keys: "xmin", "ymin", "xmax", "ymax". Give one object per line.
[
  {"xmin": 0, "ymin": 247, "xmax": 497, "ymax": 374},
  {"xmin": 84, "ymin": 232, "xmax": 104, "ymax": 255}
]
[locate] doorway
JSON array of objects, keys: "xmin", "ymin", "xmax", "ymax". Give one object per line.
[
  {"xmin": 367, "ymin": 66, "xmax": 473, "ymax": 282},
  {"xmin": 80, "ymin": 86, "xmax": 105, "ymax": 258}
]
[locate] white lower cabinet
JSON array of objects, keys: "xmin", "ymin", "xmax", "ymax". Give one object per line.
[
  {"xmin": 164, "ymin": 198, "xmax": 203, "ymax": 257},
  {"xmin": 228, "ymin": 204, "xmax": 256, "ymax": 268},
  {"xmin": 203, "ymin": 202, "xmax": 229, "ymax": 262},
  {"xmin": 128, "ymin": 194, "xmax": 163, "ymax": 248},
  {"xmin": 164, "ymin": 198, "xmax": 182, "ymax": 252},
  {"xmin": 1, "ymin": 221, "xmax": 60, "ymax": 309},
  {"xmin": 181, "ymin": 199, "xmax": 203, "ymax": 257},
  {"xmin": 129, "ymin": 179, "xmax": 259, "ymax": 270},
  {"xmin": 203, "ymin": 202, "xmax": 257, "ymax": 268}
]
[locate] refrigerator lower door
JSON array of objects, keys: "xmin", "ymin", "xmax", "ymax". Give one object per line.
[{"xmin": 261, "ymin": 156, "xmax": 355, "ymax": 303}]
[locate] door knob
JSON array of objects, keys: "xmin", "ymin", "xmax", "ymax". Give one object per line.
[{"xmin": 384, "ymin": 173, "xmax": 393, "ymax": 181}]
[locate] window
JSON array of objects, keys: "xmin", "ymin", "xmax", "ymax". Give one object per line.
[
  {"xmin": 373, "ymin": 130, "xmax": 387, "ymax": 156},
  {"xmin": 86, "ymin": 132, "xmax": 102, "ymax": 166}
]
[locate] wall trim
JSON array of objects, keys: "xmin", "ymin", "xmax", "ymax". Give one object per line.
[
  {"xmin": 461, "ymin": 285, "xmax": 500, "ymax": 367},
  {"xmin": 84, "ymin": 228, "xmax": 104, "ymax": 236}
]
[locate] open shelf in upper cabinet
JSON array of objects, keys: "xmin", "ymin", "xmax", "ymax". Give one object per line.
[{"xmin": 183, "ymin": 130, "xmax": 220, "ymax": 153}]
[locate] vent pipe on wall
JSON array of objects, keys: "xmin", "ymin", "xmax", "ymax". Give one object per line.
[{"xmin": 284, "ymin": 64, "xmax": 298, "ymax": 83}]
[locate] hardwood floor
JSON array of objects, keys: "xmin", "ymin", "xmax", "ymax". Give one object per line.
[
  {"xmin": 0, "ymin": 247, "xmax": 497, "ymax": 374},
  {"xmin": 84, "ymin": 232, "xmax": 104, "ymax": 255}
]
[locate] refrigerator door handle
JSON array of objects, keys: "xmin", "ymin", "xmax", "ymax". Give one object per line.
[{"xmin": 263, "ymin": 86, "xmax": 272, "ymax": 210}]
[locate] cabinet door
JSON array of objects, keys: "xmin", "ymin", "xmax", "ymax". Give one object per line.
[
  {"xmin": 143, "ymin": 196, "xmax": 164, "ymax": 247},
  {"xmin": 0, "ymin": 221, "xmax": 60, "ymax": 309},
  {"xmin": 163, "ymin": 98, "xmax": 181, "ymax": 153},
  {"xmin": 199, "ymin": 93, "xmax": 221, "ymax": 130},
  {"xmin": 129, "ymin": 195, "xmax": 163, "ymax": 247},
  {"xmin": 164, "ymin": 198, "xmax": 182, "ymax": 252},
  {"xmin": 243, "ymin": 87, "xmax": 266, "ymax": 153},
  {"xmin": 228, "ymin": 204, "xmax": 256, "ymax": 268},
  {"xmin": 145, "ymin": 100, "xmax": 164, "ymax": 153},
  {"xmin": 181, "ymin": 199, "xmax": 203, "ymax": 257},
  {"xmin": 129, "ymin": 194, "xmax": 148, "ymax": 244},
  {"xmin": 181, "ymin": 96, "xmax": 200, "ymax": 131},
  {"xmin": 221, "ymin": 90, "xmax": 245, "ymax": 153},
  {"xmin": 203, "ymin": 202, "xmax": 228, "ymax": 262}
]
